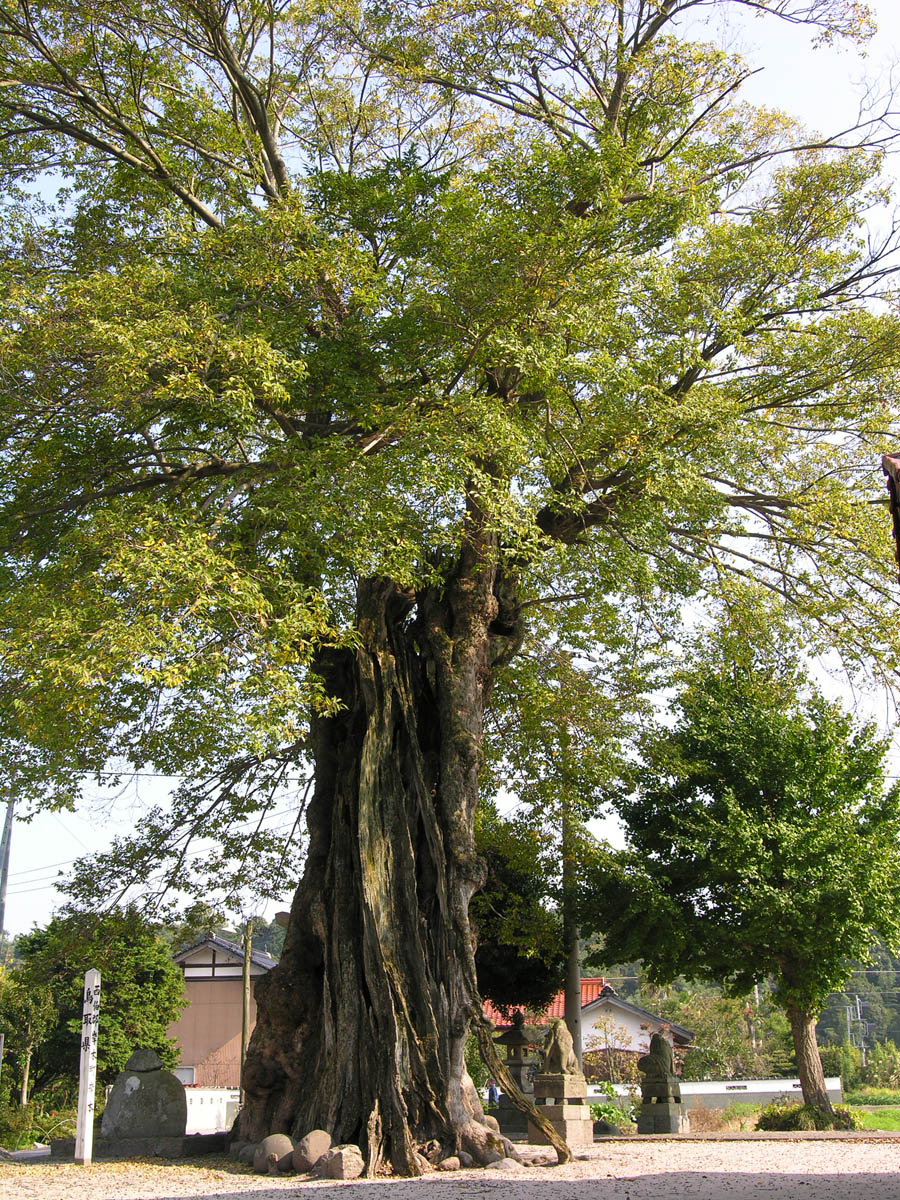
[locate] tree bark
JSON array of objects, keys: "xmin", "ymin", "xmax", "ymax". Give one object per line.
[
  {"xmin": 238, "ymin": 527, "xmax": 563, "ymax": 1173},
  {"xmin": 786, "ymin": 1004, "xmax": 833, "ymax": 1114}
]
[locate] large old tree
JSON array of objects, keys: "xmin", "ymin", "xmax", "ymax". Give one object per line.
[{"xmin": 1, "ymin": 0, "xmax": 899, "ymax": 1174}]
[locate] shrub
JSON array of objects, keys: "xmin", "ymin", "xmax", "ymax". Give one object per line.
[
  {"xmin": 589, "ymin": 1081, "xmax": 634, "ymax": 1127},
  {"xmin": 0, "ymin": 1101, "xmax": 79, "ymax": 1150},
  {"xmin": 819, "ymin": 1042, "xmax": 862, "ymax": 1088},
  {"xmin": 0, "ymin": 1102, "xmax": 36, "ymax": 1150},
  {"xmin": 756, "ymin": 1099, "xmax": 861, "ymax": 1131},
  {"xmin": 865, "ymin": 1040, "xmax": 900, "ymax": 1089},
  {"xmin": 589, "ymin": 1100, "xmax": 631, "ymax": 1126}
]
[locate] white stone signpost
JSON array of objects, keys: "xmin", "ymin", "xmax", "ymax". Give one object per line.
[{"xmin": 74, "ymin": 968, "xmax": 101, "ymax": 1165}]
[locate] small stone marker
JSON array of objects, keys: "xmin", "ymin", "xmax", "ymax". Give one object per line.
[{"xmin": 75, "ymin": 969, "xmax": 101, "ymax": 1165}]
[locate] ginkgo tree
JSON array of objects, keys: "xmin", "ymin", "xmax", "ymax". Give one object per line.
[
  {"xmin": 586, "ymin": 609, "xmax": 900, "ymax": 1118},
  {"xmin": 0, "ymin": 0, "xmax": 899, "ymax": 1174}
]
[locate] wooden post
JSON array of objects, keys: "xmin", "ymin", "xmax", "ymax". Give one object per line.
[{"xmin": 74, "ymin": 969, "xmax": 101, "ymax": 1165}]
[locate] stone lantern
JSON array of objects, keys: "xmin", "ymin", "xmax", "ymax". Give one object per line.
[{"xmin": 492, "ymin": 1010, "xmax": 537, "ymax": 1140}]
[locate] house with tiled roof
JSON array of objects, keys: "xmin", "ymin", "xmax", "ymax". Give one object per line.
[{"xmin": 484, "ymin": 976, "xmax": 693, "ymax": 1082}]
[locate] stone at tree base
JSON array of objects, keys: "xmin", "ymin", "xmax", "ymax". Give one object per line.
[
  {"xmin": 437, "ymin": 1156, "xmax": 460, "ymax": 1171},
  {"xmin": 485, "ymin": 1156, "xmax": 527, "ymax": 1171},
  {"xmin": 457, "ymin": 1150, "xmax": 475, "ymax": 1167},
  {"xmin": 238, "ymin": 1143, "xmax": 257, "ymax": 1165},
  {"xmin": 252, "ymin": 1133, "xmax": 294, "ymax": 1174},
  {"xmin": 313, "ymin": 1144, "xmax": 365, "ymax": 1179},
  {"xmin": 292, "ymin": 1128, "xmax": 333, "ymax": 1172},
  {"xmin": 100, "ymin": 1048, "xmax": 187, "ymax": 1140}
]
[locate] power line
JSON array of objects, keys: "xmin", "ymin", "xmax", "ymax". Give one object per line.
[{"xmin": 10, "ymin": 857, "xmax": 79, "ymax": 878}]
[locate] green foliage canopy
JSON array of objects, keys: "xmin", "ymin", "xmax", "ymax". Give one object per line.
[
  {"xmin": 589, "ymin": 619, "xmax": 900, "ymax": 1020},
  {"xmin": 0, "ymin": 1, "xmax": 897, "ymax": 902}
]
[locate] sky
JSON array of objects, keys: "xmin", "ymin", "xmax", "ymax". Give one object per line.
[{"xmin": 5, "ymin": 0, "xmax": 900, "ymax": 940}]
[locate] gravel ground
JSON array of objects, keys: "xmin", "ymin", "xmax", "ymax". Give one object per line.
[{"xmin": 3, "ymin": 1139, "xmax": 900, "ymax": 1200}]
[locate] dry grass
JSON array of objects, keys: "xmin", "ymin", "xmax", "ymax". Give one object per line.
[{"xmin": 686, "ymin": 1103, "xmax": 760, "ymax": 1132}]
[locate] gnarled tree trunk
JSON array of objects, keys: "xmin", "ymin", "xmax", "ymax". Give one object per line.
[{"xmin": 239, "ymin": 528, "xmax": 558, "ymax": 1173}]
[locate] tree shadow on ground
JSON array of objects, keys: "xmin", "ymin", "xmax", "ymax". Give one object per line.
[{"xmin": 141, "ymin": 1172, "xmax": 900, "ymax": 1200}]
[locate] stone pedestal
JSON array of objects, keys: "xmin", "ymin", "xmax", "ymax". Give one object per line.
[
  {"xmin": 496, "ymin": 1092, "xmax": 529, "ymax": 1141},
  {"xmin": 637, "ymin": 1099, "xmax": 685, "ymax": 1135},
  {"xmin": 527, "ymin": 1072, "xmax": 594, "ymax": 1147}
]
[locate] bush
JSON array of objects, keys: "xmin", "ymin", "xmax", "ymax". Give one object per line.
[
  {"xmin": 864, "ymin": 1040, "xmax": 900, "ymax": 1089},
  {"xmin": 0, "ymin": 1102, "xmax": 37, "ymax": 1150},
  {"xmin": 756, "ymin": 1099, "xmax": 861, "ymax": 1131},
  {"xmin": 819, "ymin": 1042, "xmax": 862, "ymax": 1088},
  {"xmin": 589, "ymin": 1080, "xmax": 636, "ymax": 1128},
  {"xmin": 844, "ymin": 1087, "xmax": 900, "ymax": 1106},
  {"xmin": 0, "ymin": 1101, "xmax": 79, "ymax": 1150},
  {"xmin": 589, "ymin": 1100, "xmax": 631, "ymax": 1127}
]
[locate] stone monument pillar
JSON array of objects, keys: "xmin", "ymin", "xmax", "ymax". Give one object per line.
[
  {"xmin": 526, "ymin": 1017, "xmax": 594, "ymax": 1148},
  {"xmin": 636, "ymin": 1032, "xmax": 684, "ymax": 1134}
]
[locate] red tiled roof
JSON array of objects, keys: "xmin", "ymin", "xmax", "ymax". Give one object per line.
[{"xmin": 482, "ymin": 977, "xmax": 609, "ymax": 1028}]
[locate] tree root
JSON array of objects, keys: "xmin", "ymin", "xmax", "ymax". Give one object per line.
[{"xmin": 472, "ymin": 1012, "xmax": 573, "ymax": 1164}]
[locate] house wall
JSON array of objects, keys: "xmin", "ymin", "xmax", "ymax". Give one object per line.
[
  {"xmin": 582, "ymin": 1001, "xmax": 666, "ymax": 1083},
  {"xmin": 584, "ymin": 1001, "xmax": 657, "ymax": 1053},
  {"xmin": 167, "ymin": 977, "xmax": 259, "ymax": 1088}
]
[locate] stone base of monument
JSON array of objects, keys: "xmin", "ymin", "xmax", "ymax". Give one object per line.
[
  {"xmin": 526, "ymin": 1072, "xmax": 594, "ymax": 1147},
  {"xmin": 496, "ymin": 1093, "xmax": 529, "ymax": 1141},
  {"xmin": 50, "ymin": 1132, "xmax": 229, "ymax": 1160},
  {"xmin": 637, "ymin": 1100, "xmax": 685, "ymax": 1135}
]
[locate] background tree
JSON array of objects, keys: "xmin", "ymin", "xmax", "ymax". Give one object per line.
[
  {"xmin": 11, "ymin": 908, "xmax": 186, "ymax": 1099},
  {"xmin": 0, "ymin": 969, "xmax": 56, "ymax": 1105},
  {"xmin": 0, "ymin": 0, "xmax": 898, "ymax": 1171},
  {"xmin": 471, "ymin": 802, "xmax": 566, "ymax": 1014},
  {"xmin": 588, "ymin": 613, "xmax": 900, "ymax": 1115}
]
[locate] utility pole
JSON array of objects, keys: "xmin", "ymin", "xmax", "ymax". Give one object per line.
[
  {"xmin": 561, "ymin": 802, "xmax": 582, "ymax": 1071},
  {"xmin": 240, "ymin": 916, "xmax": 255, "ymax": 1103},
  {"xmin": 0, "ymin": 797, "xmax": 15, "ymax": 941}
]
